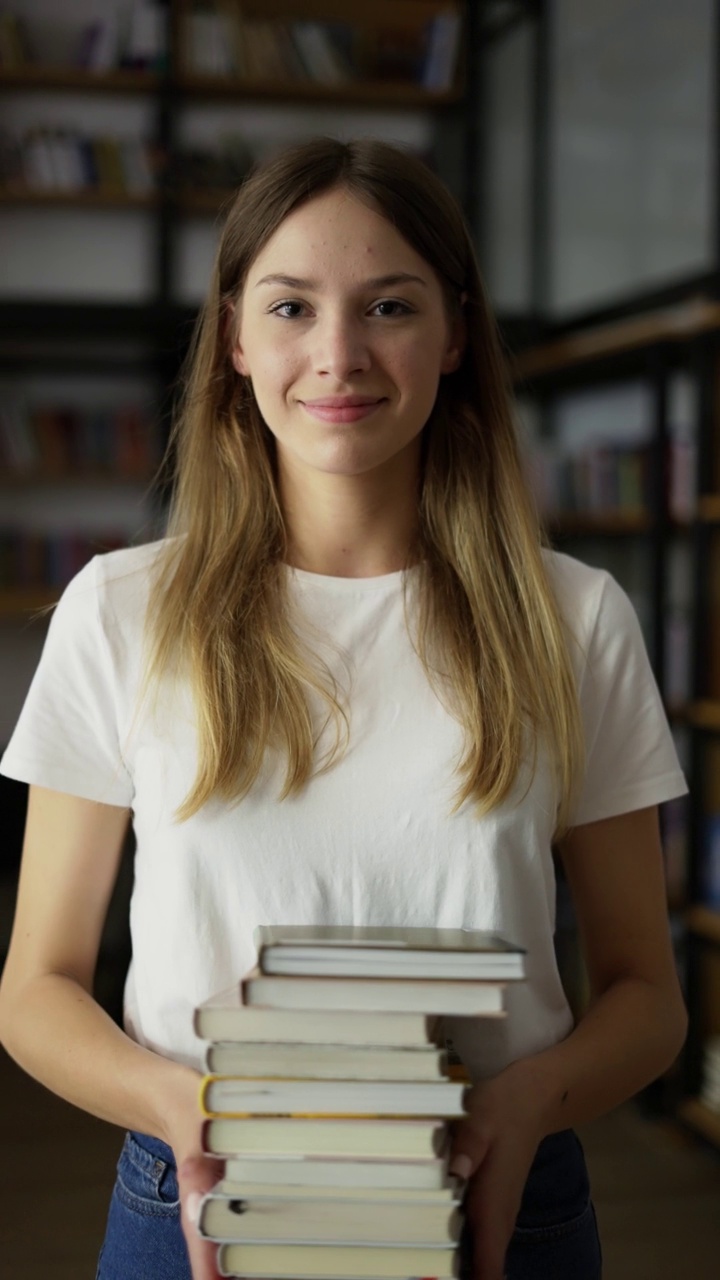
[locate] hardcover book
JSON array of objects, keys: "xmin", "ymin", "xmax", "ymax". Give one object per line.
[
  {"xmin": 201, "ymin": 1115, "xmax": 448, "ymax": 1159},
  {"xmin": 254, "ymin": 924, "xmax": 526, "ymax": 980},
  {"xmin": 200, "ymin": 1074, "xmax": 468, "ymax": 1119},
  {"xmin": 216, "ymin": 1241, "xmax": 460, "ymax": 1278},
  {"xmin": 197, "ymin": 1188, "xmax": 462, "ymax": 1245}
]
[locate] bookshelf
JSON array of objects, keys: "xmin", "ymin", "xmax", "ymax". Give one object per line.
[{"xmin": 512, "ymin": 292, "xmax": 720, "ymax": 1149}]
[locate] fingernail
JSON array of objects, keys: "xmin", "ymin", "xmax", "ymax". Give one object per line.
[
  {"xmin": 186, "ymin": 1191, "xmax": 201, "ymax": 1225},
  {"xmin": 449, "ymin": 1153, "xmax": 472, "ymax": 1180}
]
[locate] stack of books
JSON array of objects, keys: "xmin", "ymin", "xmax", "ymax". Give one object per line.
[{"xmin": 193, "ymin": 925, "xmax": 526, "ymax": 1279}]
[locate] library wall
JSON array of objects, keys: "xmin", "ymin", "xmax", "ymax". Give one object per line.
[
  {"xmin": 548, "ymin": 0, "xmax": 714, "ymax": 315},
  {"xmin": 482, "ymin": 0, "xmax": 715, "ymax": 318}
]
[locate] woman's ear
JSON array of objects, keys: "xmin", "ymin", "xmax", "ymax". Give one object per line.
[
  {"xmin": 225, "ymin": 302, "xmax": 249, "ymax": 376},
  {"xmin": 441, "ymin": 299, "xmax": 467, "ymax": 375},
  {"xmin": 231, "ymin": 346, "xmax": 249, "ymax": 377}
]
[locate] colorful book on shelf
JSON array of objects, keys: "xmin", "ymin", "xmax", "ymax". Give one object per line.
[
  {"xmin": 199, "ymin": 1075, "xmax": 468, "ymax": 1119},
  {"xmin": 201, "ymin": 1115, "xmax": 448, "ymax": 1160},
  {"xmin": 215, "ymin": 1240, "xmax": 460, "ymax": 1278},
  {"xmin": 254, "ymin": 923, "xmax": 526, "ymax": 979}
]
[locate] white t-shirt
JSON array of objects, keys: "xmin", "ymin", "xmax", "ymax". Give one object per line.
[{"xmin": 1, "ymin": 541, "xmax": 687, "ymax": 1079}]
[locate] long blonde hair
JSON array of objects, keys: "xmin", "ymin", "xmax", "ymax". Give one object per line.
[{"xmin": 146, "ymin": 138, "xmax": 583, "ymax": 830}]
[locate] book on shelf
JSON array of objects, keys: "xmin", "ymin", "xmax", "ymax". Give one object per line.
[
  {"xmin": 289, "ymin": 21, "xmax": 354, "ymax": 85},
  {"xmin": 201, "ymin": 1115, "xmax": 449, "ymax": 1160},
  {"xmin": 194, "ymin": 987, "xmax": 443, "ymax": 1045},
  {"xmin": 0, "ymin": 530, "xmax": 127, "ymax": 592},
  {"xmin": 701, "ymin": 813, "xmax": 720, "ymax": 909},
  {"xmin": 700, "ymin": 1035, "xmax": 720, "ymax": 1113},
  {"xmin": 220, "ymin": 1152, "xmax": 459, "ymax": 1192},
  {"xmin": 0, "ymin": 12, "xmax": 30, "ymax": 69},
  {"xmin": 215, "ymin": 1241, "xmax": 460, "ymax": 1279},
  {"xmin": 4, "ymin": 127, "xmax": 158, "ymax": 198},
  {"xmin": 0, "ymin": 403, "xmax": 159, "ymax": 478},
  {"xmin": 254, "ymin": 923, "xmax": 526, "ymax": 979},
  {"xmin": 75, "ymin": 18, "xmax": 121, "ymax": 71},
  {"xmin": 205, "ymin": 1039, "xmax": 448, "ymax": 1079},
  {"xmin": 197, "ymin": 1187, "xmax": 461, "ymax": 1246},
  {"xmin": 422, "ymin": 10, "xmax": 463, "ymax": 91},
  {"xmin": 200, "ymin": 1075, "xmax": 468, "ymax": 1119}
]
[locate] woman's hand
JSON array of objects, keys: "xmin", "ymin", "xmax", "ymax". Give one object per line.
[
  {"xmin": 448, "ymin": 1068, "xmax": 548, "ymax": 1280},
  {"xmin": 178, "ymin": 1149, "xmax": 226, "ymax": 1280},
  {"xmin": 164, "ymin": 1069, "xmax": 225, "ymax": 1279}
]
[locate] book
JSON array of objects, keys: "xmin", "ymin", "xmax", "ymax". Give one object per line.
[
  {"xmin": 289, "ymin": 21, "xmax": 353, "ymax": 84},
  {"xmin": 254, "ymin": 924, "xmax": 526, "ymax": 979},
  {"xmin": 221, "ymin": 1153, "xmax": 458, "ymax": 1192},
  {"xmin": 241, "ymin": 967, "xmax": 506, "ymax": 1015},
  {"xmin": 201, "ymin": 1116, "xmax": 448, "ymax": 1159},
  {"xmin": 197, "ymin": 1188, "xmax": 462, "ymax": 1245},
  {"xmin": 194, "ymin": 986, "xmax": 442, "ymax": 1044},
  {"xmin": 422, "ymin": 12, "xmax": 463, "ymax": 91},
  {"xmin": 200, "ymin": 1075, "xmax": 468, "ymax": 1119},
  {"xmin": 216, "ymin": 1241, "xmax": 460, "ymax": 1278},
  {"xmin": 205, "ymin": 1040, "xmax": 448, "ymax": 1080},
  {"xmin": 216, "ymin": 1179, "xmax": 459, "ymax": 1202}
]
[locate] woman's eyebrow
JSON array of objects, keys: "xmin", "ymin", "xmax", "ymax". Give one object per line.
[{"xmin": 254, "ymin": 272, "xmax": 428, "ymax": 290}]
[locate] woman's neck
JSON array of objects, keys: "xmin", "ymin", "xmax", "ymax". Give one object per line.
[{"xmin": 279, "ymin": 458, "xmax": 420, "ymax": 579}]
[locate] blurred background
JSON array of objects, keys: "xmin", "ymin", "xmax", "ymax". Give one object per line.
[{"xmin": 1, "ymin": 2, "xmax": 720, "ymax": 1276}]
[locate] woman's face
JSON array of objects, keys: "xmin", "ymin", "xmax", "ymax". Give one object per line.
[{"xmin": 231, "ymin": 187, "xmax": 463, "ymax": 485}]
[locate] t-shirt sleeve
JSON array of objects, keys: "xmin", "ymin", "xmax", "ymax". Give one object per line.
[
  {"xmin": 0, "ymin": 558, "xmax": 133, "ymax": 806},
  {"xmin": 570, "ymin": 572, "xmax": 687, "ymax": 826}
]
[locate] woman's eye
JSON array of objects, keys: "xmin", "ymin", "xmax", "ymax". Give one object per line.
[
  {"xmin": 372, "ymin": 300, "xmax": 412, "ymax": 317},
  {"xmin": 270, "ymin": 301, "xmax": 306, "ymax": 318}
]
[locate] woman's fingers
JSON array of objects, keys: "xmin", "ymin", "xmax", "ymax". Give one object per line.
[{"xmin": 178, "ymin": 1152, "xmax": 225, "ymax": 1280}]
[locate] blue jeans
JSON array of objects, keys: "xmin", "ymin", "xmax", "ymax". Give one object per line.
[
  {"xmin": 96, "ymin": 1127, "xmax": 601, "ymax": 1279},
  {"xmin": 460, "ymin": 1128, "xmax": 601, "ymax": 1278}
]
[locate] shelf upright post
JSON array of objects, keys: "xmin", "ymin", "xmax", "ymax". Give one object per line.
[
  {"xmin": 155, "ymin": 0, "xmax": 176, "ymax": 309},
  {"xmin": 644, "ymin": 343, "xmax": 670, "ymax": 686},
  {"xmin": 682, "ymin": 332, "xmax": 718, "ymax": 1098},
  {"xmin": 151, "ymin": 0, "xmax": 183, "ymax": 520},
  {"xmin": 714, "ymin": 0, "xmax": 720, "ymax": 296},
  {"xmin": 529, "ymin": 0, "xmax": 550, "ymax": 317},
  {"xmin": 460, "ymin": 0, "xmax": 484, "ymax": 244}
]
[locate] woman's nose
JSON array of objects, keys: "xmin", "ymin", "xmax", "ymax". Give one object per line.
[{"xmin": 313, "ymin": 316, "xmax": 372, "ymax": 379}]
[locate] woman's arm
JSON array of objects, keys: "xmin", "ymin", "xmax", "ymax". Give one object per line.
[
  {"xmin": 449, "ymin": 805, "xmax": 687, "ymax": 1280},
  {"xmin": 0, "ymin": 785, "xmax": 222, "ymax": 1279}
]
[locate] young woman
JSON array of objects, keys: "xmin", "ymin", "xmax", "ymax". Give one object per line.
[{"xmin": 0, "ymin": 138, "xmax": 687, "ymax": 1280}]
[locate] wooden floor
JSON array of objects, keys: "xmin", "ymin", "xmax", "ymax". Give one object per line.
[{"xmin": 2, "ymin": 1047, "xmax": 720, "ymax": 1279}]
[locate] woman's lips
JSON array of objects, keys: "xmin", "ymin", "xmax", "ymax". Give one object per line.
[{"xmin": 300, "ymin": 397, "xmax": 386, "ymax": 424}]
